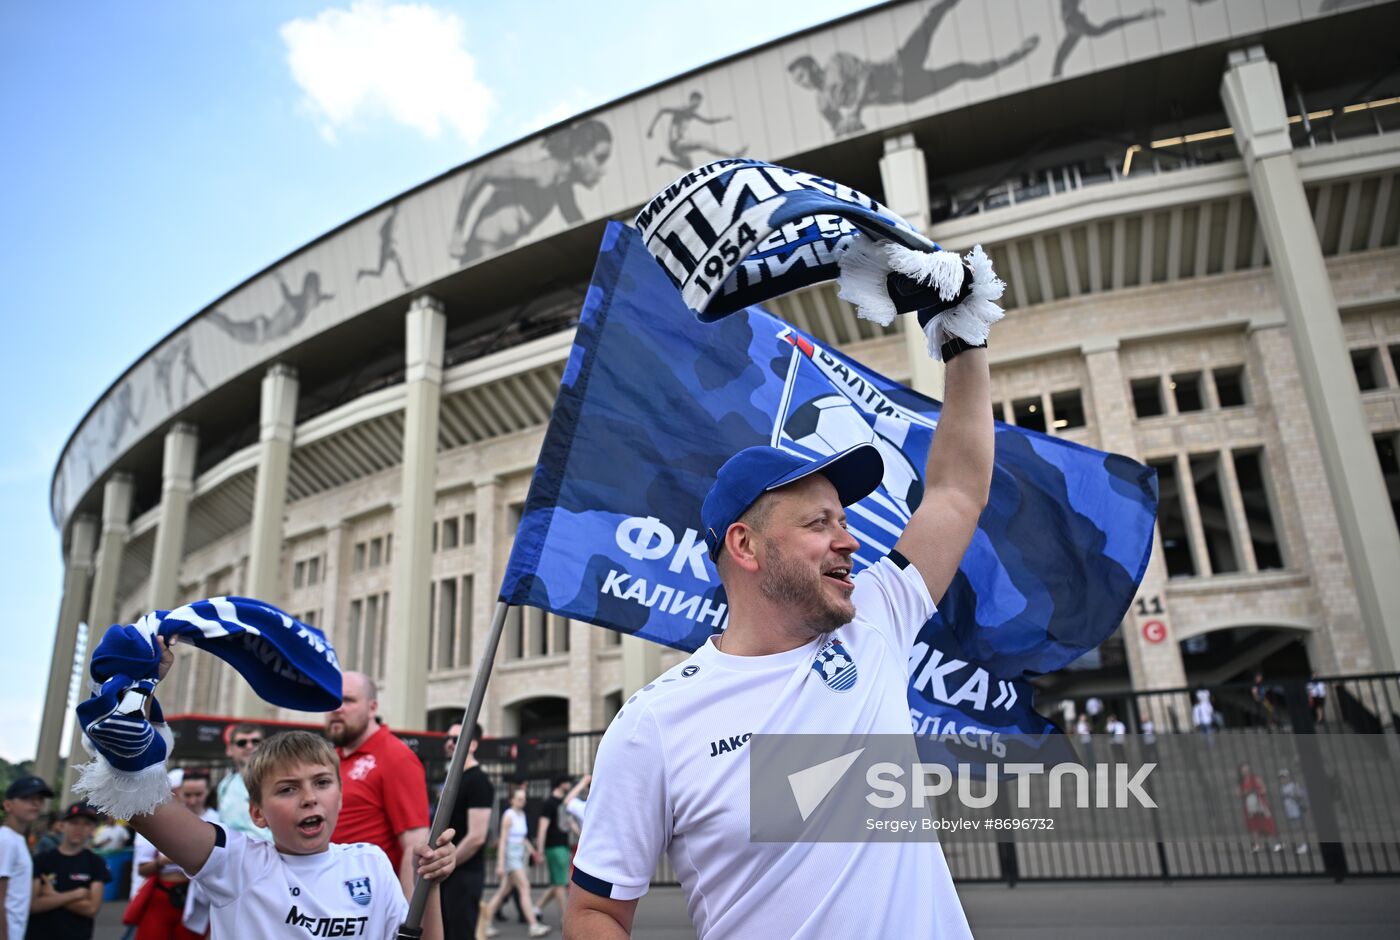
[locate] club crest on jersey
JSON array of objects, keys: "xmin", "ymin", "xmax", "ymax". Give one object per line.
[
  {"xmin": 344, "ymin": 876, "xmax": 372, "ymax": 907},
  {"xmin": 812, "ymin": 637, "xmax": 857, "ymax": 692}
]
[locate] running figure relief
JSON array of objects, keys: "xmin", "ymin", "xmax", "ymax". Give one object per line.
[
  {"xmin": 647, "ymin": 91, "xmax": 746, "ymax": 171},
  {"xmin": 788, "ymin": 0, "xmax": 1037, "ymax": 136},
  {"xmin": 206, "ymin": 271, "xmax": 334, "ymax": 345},
  {"xmin": 356, "ymin": 203, "xmax": 411, "ymax": 289},
  {"xmin": 449, "ymin": 119, "xmax": 613, "ymax": 266},
  {"xmin": 1052, "ymin": 0, "xmax": 1163, "ymax": 78},
  {"xmin": 105, "ymin": 383, "xmax": 144, "ymax": 452},
  {"xmin": 151, "ymin": 335, "xmax": 208, "ymax": 410}
]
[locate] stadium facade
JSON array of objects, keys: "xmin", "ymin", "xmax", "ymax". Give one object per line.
[{"xmin": 37, "ymin": 0, "xmax": 1400, "ymax": 795}]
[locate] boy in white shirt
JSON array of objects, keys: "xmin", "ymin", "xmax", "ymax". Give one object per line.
[{"xmin": 124, "ymin": 644, "xmax": 457, "ymax": 940}]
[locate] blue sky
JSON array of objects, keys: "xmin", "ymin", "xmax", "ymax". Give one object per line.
[{"xmin": 0, "ymin": 0, "xmax": 878, "ymax": 763}]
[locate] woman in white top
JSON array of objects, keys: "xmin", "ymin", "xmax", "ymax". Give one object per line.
[{"xmin": 481, "ymin": 786, "xmax": 550, "ymax": 937}]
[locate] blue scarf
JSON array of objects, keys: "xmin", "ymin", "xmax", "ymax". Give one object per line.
[
  {"xmin": 73, "ymin": 597, "xmax": 341, "ymax": 819},
  {"xmin": 633, "ymin": 158, "xmax": 1004, "ymax": 358}
]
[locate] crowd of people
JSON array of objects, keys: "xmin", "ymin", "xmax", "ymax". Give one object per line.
[{"xmin": 0, "ymin": 668, "xmax": 592, "ymax": 940}]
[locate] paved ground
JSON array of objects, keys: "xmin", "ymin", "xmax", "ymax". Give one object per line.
[{"xmin": 94, "ymin": 877, "xmax": 1400, "ymax": 938}]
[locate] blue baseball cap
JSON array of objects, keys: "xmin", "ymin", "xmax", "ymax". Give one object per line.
[{"xmin": 702, "ymin": 444, "xmax": 884, "ymax": 559}]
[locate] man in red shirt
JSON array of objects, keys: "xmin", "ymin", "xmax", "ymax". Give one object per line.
[{"xmin": 325, "ymin": 670, "xmax": 431, "ymax": 895}]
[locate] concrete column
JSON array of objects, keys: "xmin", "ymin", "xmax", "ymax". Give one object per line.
[
  {"xmin": 1222, "ymin": 48, "xmax": 1400, "ymax": 669},
  {"xmin": 383, "ymin": 296, "xmax": 446, "ymax": 730},
  {"xmin": 147, "ymin": 423, "xmax": 198, "ymax": 610},
  {"xmin": 878, "ymin": 133, "xmax": 945, "ymax": 400},
  {"xmin": 35, "ymin": 515, "xmax": 98, "ymax": 787},
  {"xmin": 234, "ymin": 364, "xmax": 298, "ymax": 719},
  {"xmin": 1081, "ymin": 338, "xmax": 1188, "ymax": 694},
  {"xmin": 61, "ymin": 474, "xmax": 134, "ymax": 803}
]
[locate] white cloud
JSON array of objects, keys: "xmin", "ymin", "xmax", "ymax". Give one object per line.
[{"xmin": 281, "ymin": 1, "xmax": 493, "ymax": 143}]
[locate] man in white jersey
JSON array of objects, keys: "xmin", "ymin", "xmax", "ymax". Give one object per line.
[{"xmin": 565, "ymin": 338, "xmax": 993, "ymax": 939}]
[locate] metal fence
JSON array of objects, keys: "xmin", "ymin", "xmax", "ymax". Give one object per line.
[{"xmin": 478, "ymin": 673, "xmax": 1400, "ymax": 887}]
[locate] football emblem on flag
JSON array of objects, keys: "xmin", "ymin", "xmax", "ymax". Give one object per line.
[
  {"xmin": 812, "ymin": 638, "xmax": 858, "ymax": 692},
  {"xmin": 345, "ymin": 877, "xmax": 372, "ymax": 907}
]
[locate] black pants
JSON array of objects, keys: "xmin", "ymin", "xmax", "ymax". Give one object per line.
[{"xmin": 440, "ymin": 867, "xmax": 486, "ymax": 940}]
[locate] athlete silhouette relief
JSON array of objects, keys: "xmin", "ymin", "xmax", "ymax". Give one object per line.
[
  {"xmin": 1051, "ymin": 0, "xmax": 1163, "ymax": 78},
  {"xmin": 206, "ymin": 271, "xmax": 334, "ymax": 345},
  {"xmin": 788, "ymin": 0, "xmax": 1037, "ymax": 136},
  {"xmin": 105, "ymin": 383, "xmax": 144, "ymax": 451},
  {"xmin": 647, "ymin": 91, "xmax": 746, "ymax": 171},
  {"xmin": 449, "ymin": 119, "xmax": 613, "ymax": 266},
  {"xmin": 151, "ymin": 335, "xmax": 208, "ymax": 410},
  {"xmin": 356, "ymin": 204, "xmax": 410, "ymax": 289}
]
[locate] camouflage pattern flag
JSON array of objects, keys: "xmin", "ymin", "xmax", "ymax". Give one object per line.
[{"xmin": 502, "ymin": 222, "xmax": 1157, "ymax": 742}]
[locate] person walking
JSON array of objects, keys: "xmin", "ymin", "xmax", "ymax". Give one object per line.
[{"xmin": 480, "ymin": 786, "xmax": 549, "ymax": 937}]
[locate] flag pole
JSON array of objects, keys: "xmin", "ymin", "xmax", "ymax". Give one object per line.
[{"xmin": 397, "ymin": 599, "xmax": 512, "ymax": 939}]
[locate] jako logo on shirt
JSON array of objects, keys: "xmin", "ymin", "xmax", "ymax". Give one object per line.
[
  {"xmin": 344, "ymin": 876, "xmax": 372, "ymax": 907},
  {"xmin": 347, "ymin": 754, "xmax": 377, "ymax": 781},
  {"xmin": 812, "ymin": 637, "xmax": 857, "ymax": 692}
]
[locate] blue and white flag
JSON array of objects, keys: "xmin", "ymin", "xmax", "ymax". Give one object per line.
[
  {"xmin": 74, "ymin": 597, "xmax": 341, "ymax": 818},
  {"xmin": 502, "ymin": 223, "xmax": 1156, "ymax": 746}
]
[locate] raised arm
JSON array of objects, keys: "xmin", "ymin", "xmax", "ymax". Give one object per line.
[
  {"xmin": 893, "ymin": 347, "xmax": 993, "ymax": 603},
  {"xmin": 128, "ymin": 799, "xmax": 220, "ymax": 877}
]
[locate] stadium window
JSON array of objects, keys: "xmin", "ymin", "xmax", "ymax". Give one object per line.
[
  {"xmin": 347, "ymin": 600, "xmax": 363, "ymax": 670},
  {"xmin": 1050, "ymin": 389, "xmax": 1086, "ymax": 430},
  {"xmin": 1012, "ymin": 397, "xmax": 1047, "ymax": 432},
  {"xmin": 1150, "ymin": 459, "xmax": 1196, "ymax": 577},
  {"xmin": 1131, "ymin": 378, "xmax": 1165, "ymax": 418},
  {"xmin": 505, "ymin": 607, "xmax": 524, "ymax": 659},
  {"xmin": 308, "ymin": 556, "xmax": 321, "ymax": 586},
  {"xmin": 552, "ymin": 613, "xmax": 570, "ymax": 655},
  {"xmin": 529, "ymin": 607, "xmax": 548, "ymax": 657},
  {"xmin": 441, "ymin": 517, "xmax": 459, "ymax": 550},
  {"xmin": 384, "ymin": 535, "xmax": 392, "ymax": 565},
  {"xmin": 378, "ymin": 594, "xmax": 389, "ymax": 679},
  {"xmin": 1390, "ymin": 345, "xmax": 1400, "ymax": 384},
  {"xmin": 605, "ymin": 628, "xmax": 623, "ymax": 647},
  {"xmin": 369, "ymin": 538, "xmax": 383, "ymax": 568},
  {"xmin": 1376, "ymin": 433, "xmax": 1400, "ymax": 526},
  {"xmin": 293, "ymin": 560, "xmax": 305, "ymax": 589},
  {"xmin": 1189, "ymin": 453, "xmax": 1240, "ymax": 574},
  {"xmin": 462, "ymin": 513, "xmax": 476, "ymax": 545},
  {"xmin": 1231, "ymin": 449, "xmax": 1284, "ymax": 570},
  {"xmin": 1171, "ymin": 373, "xmax": 1205, "ymax": 413},
  {"xmin": 303, "ymin": 609, "xmax": 318, "ymax": 627},
  {"xmin": 432, "ymin": 522, "xmax": 439, "ymax": 553},
  {"xmin": 365, "ymin": 595, "xmax": 381, "ymax": 675},
  {"xmin": 436, "ymin": 577, "xmax": 457, "ymax": 671},
  {"xmin": 1351, "ymin": 347, "xmax": 1385, "ymax": 391},
  {"xmin": 353, "ymin": 542, "xmax": 366, "ymax": 572},
  {"xmin": 1213, "ymin": 366, "xmax": 1248, "ymax": 408},
  {"xmin": 427, "ymin": 582, "xmax": 437, "ymax": 671},
  {"xmin": 459, "ymin": 575, "xmax": 474, "ymax": 668}
]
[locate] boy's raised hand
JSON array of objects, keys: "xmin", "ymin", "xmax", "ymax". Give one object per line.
[{"xmin": 414, "ymin": 828, "xmax": 457, "ymax": 882}]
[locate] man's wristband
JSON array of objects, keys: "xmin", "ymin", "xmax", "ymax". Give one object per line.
[{"xmin": 940, "ymin": 337, "xmax": 987, "ymax": 362}]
